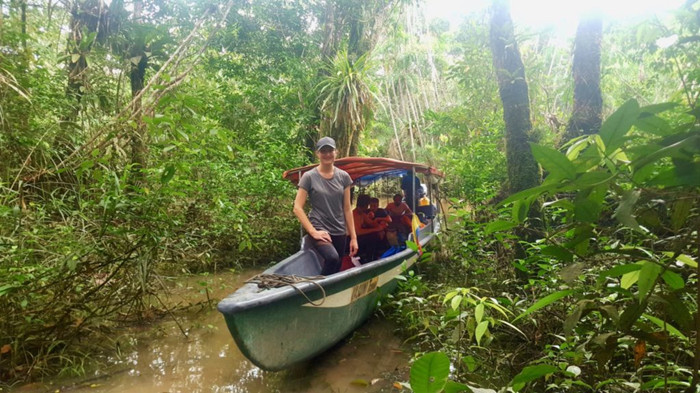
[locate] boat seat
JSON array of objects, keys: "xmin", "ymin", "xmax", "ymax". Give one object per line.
[{"xmin": 273, "ymin": 235, "xmax": 323, "ymax": 276}]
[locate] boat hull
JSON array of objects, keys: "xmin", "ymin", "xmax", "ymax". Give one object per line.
[{"xmin": 218, "ymin": 224, "xmax": 436, "ymax": 371}]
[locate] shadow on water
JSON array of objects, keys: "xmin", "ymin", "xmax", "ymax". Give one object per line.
[{"xmin": 14, "ymin": 270, "xmax": 410, "ymax": 393}]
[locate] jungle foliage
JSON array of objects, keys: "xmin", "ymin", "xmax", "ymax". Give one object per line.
[
  {"xmin": 388, "ymin": 2, "xmax": 700, "ymax": 392},
  {"xmin": 0, "ymin": 0, "xmax": 698, "ymax": 391}
]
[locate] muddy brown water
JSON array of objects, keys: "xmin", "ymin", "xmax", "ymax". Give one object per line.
[{"xmin": 13, "ymin": 271, "xmax": 410, "ymax": 393}]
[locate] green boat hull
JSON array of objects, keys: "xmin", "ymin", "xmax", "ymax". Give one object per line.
[{"xmin": 218, "ymin": 222, "xmax": 436, "ymax": 371}]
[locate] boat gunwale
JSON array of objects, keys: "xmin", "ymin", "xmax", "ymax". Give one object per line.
[{"xmin": 217, "ymin": 231, "xmax": 435, "ymax": 313}]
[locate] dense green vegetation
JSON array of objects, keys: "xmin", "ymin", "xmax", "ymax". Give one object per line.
[{"xmin": 1, "ymin": 0, "xmax": 698, "ymax": 391}]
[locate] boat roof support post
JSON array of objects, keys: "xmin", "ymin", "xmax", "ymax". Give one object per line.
[
  {"xmin": 297, "ymin": 169, "xmax": 303, "ymax": 244},
  {"xmin": 411, "ymin": 166, "xmax": 416, "ymax": 213}
]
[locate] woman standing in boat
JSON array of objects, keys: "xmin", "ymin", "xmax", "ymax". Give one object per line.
[{"xmin": 293, "ymin": 137, "xmax": 358, "ymax": 275}]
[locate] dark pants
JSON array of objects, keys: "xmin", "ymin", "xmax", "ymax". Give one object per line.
[
  {"xmin": 357, "ymin": 232, "xmax": 386, "ymax": 263},
  {"xmin": 315, "ymin": 235, "xmax": 347, "ymax": 275}
]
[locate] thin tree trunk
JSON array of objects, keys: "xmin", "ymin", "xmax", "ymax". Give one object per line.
[
  {"xmin": 19, "ymin": 0, "xmax": 26, "ymax": 52},
  {"xmin": 0, "ymin": 0, "xmax": 4, "ymax": 41},
  {"xmin": 401, "ymin": 83, "xmax": 417, "ymax": 161},
  {"xmin": 416, "ymin": 67, "xmax": 431, "ymax": 109},
  {"xmin": 405, "ymin": 79, "xmax": 425, "ymax": 148},
  {"xmin": 563, "ymin": 13, "xmax": 603, "ymax": 142},
  {"xmin": 693, "ymin": 229, "xmax": 700, "ymax": 392},
  {"xmin": 66, "ymin": 1, "xmax": 88, "ymax": 110},
  {"xmin": 391, "ymin": 80, "xmax": 406, "ymax": 157},
  {"xmin": 349, "ymin": 124, "xmax": 360, "ymax": 157},
  {"xmin": 384, "ymin": 81, "xmax": 403, "ymax": 160},
  {"xmin": 47, "ymin": 0, "xmax": 53, "ymax": 25},
  {"xmin": 428, "ymin": 50, "xmax": 443, "ymax": 107}
]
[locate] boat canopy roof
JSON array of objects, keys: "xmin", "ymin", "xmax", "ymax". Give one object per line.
[{"xmin": 282, "ymin": 157, "xmax": 444, "ymax": 187}]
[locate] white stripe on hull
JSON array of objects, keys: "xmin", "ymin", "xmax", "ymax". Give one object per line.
[{"xmin": 302, "ymin": 254, "xmax": 418, "ymax": 308}]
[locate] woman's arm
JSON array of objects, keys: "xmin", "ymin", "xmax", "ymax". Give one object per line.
[
  {"xmin": 293, "ymin": 188, "xmax": 331, "ymax": 243},
  {"xmin": 343, "ymin": 186, "xmax": 358, "ymax": 256}
]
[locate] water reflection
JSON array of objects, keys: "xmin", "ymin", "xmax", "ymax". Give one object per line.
[{"xmin": 22, "ymin": 271, "xmax": 409, "ymax": 393}]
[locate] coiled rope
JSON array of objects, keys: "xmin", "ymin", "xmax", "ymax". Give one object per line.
[{"xmin": 246, "ymin": 273, "xmax": 327, "ymax": 306}]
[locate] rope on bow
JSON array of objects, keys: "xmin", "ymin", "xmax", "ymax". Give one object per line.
[{"xmin": 246, "ymin": 273, "xmax": 327, "ymax": 306}]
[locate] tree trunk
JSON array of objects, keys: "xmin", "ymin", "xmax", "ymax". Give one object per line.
[
  {"xmin": 384, "ymin": 81, "xmax": 403, "ymax": 160},
  {"xmin": 405, "ymin": 79, "xmax": 424, "ymax": 148},
  {"xmin": 489, "ymin": 0, "xmax": 539, "ymax": 195},
  {"xmin": 391, "ymin": 80, "xmax": 407, "ymax": 158},
  {"xmin": 563, "ymin": 13, "xmax": 603, "ymax": 143},
  {"xmin": 0, "ymin": 0, "xmax": 4, "ymax": 41},
  {"xmin": 416, "ymin": 67, "xmax": 432, "ymax": 109},
  {"xmin": 65, "ymin": 0, "xmax": 107, "ymax": 108},
  {"xmin": 490, "ymin": 0, "xmax": 543, "ymax": 281},
  {"xmin": 129, "ymin": 0, "xmax": 147, "ymax": 181},
  {"xmin": 19, "ymin": 0, "xmax": 26, "ymax": 52},
  {"xmin": 66, "ymin": 1, "xmax": 89, "ymax": 110},
  {"xmin": 402, "ymin": 84, "xmax": 417, "ymax": 162}
]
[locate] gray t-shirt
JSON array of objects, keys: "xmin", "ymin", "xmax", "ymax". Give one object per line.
[{"xmin": 298, "ymin": 167, "xmax": 353, "ymax": 236}]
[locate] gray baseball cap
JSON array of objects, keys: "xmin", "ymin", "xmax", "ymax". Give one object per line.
[{"xmin": 316, "ymin": 136, "xmax": 336, "ymax": 151}]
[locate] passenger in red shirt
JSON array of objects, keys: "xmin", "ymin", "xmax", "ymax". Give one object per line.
[{"xmin": 385, "ymin": 193, "xmax": 413, "ymax": 234}]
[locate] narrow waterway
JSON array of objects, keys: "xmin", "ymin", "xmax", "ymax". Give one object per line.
[{"xmin": 18, "ymin": 270, "xmax": 410, "ymax": 393}]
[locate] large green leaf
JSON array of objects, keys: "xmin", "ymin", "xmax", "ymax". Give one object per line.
[
  {"xmin": 634, "ymin": 114, "xmax": 672, "ymax": 137},
  {"xmin": 485, "ymin": 220, "xmax": 518, "ymax": 234},
  {"xmin": 561, "ymin": 171, "xmax": 614, "ymax": 191},
  {"xmin": 648, "ymin": 162, "xmax": 700, "ymax": 187},
  {"xmin": 512, "ymin": 199, "xmax": 530, "ymax": 222},
  {"xmin": 475, "ymin": 320, "xmax": 489, "ymax": 345},
  {"xmin": 614, "ymin": 189, "xmax": 644, "ymax": 232},
  {"xmin": 511, "ymin": 364, "xmax": 558, "ymax": 392},
  {"xmin": 574, "ymin": 197, "xmax": 603, "ymax": 223},
  {"xmin": 564, "ymin": 299, "xmax": 595, "ymax": 336},
  {"xmin": 530, "ymin": 143, "xmax": 577, "ymax": 180},
  {"xmin": 541, "ymin": 245, "xmax": 574, "ymax": 263},
  {"xmin": 620, "ymin": 301, "xmax": 646, "ymax": 332},
  {"xmin": 632, "ymin": 133, "xmax": 700, "ymax": 172},
  {"xmin": 443, "ymin": 381, "xmax": 473, "ymax": 393},
  {"xmin": 643, "ymin": 314, "xmax": 687, "ymax": 340},
  {"xmin": 475, "ymin": 302, "xmax": 485, "ymax": 323},
  {"xmin": 661, "ymin": 270, "xmax": 685, "ymax": 290},
  {"xmin": 500, "ymin": 184, "xmax": 554, "ymax": 206},
  {"xmin": 660, "ymin": 292, "xmax": 693, "ymax": 332},
  {"xmin": 674, "ymin": 254, "xmax": 697, "ymax": 268},
  {"xmin": 161, "ymin": 164, "xmax": 176, "ymax": 184},
  {"xmin": 639, "ymin": 102, "xmax": 677, "ymax": 115},
  {"xmin": 599, "ymin": 99, "xmax": 641, "ymax": 154},
  {"xmin": 410, "ymin": 352, "xmax": 450, "ymax": 393},
  {"xmin": 514, "ymin": 290, "xmax": 574, "ymax": 322},
  {"xmin": 671, "ymin": 199, "xmax": 692, "ymax": 231},
  {"xmin": 621, "ymin": 269, "xmax": 640, "ymax": 289},
  {"xmin": 597, "ymin": 263, "xmax": 642, "ymax": 286},
  {"xmin": 565, "ymin": 137, "xmax": 589, "ymax": 160},
  {"xmin": 637, "ymin": 261, "xmax": 662, "ymax": 302}
]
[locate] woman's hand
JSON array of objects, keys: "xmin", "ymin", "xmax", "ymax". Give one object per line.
[
  {"xmin": 311, "ymin": 229, "xmax": 332, "ymax": 243},
  {"xmin": 348, "ymin": 237, "xmax": 358, "ymax": 257}
]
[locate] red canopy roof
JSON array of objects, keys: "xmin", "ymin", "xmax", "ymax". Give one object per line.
[{"xmin": 282, "ymin": 157, "xmax": 443, "ymax": 186}]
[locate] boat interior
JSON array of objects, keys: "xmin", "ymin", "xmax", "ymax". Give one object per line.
[{"xmin": 273, "ymin": 217, "xmax": 437, "ymax": 277}]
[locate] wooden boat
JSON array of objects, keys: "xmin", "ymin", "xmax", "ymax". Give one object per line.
[{"xmin": 217, "ymin": 157, "xmax": 443, "ymax": 371}]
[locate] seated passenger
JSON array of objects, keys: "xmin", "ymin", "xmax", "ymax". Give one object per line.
[
  {"xmin": 401, "ymin": 174, "xmax": 423, "ymax": 211},
  {"xmin": 353, "ymin": 194, "xmax": 387, "ymax": 262},
  {"xmin": 385, "ymin": 193, "xmax": 413, "ymax": 234},
  {"xmin": 368, "ymin": 197, "xmax": 392, "ymax": 237}
]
